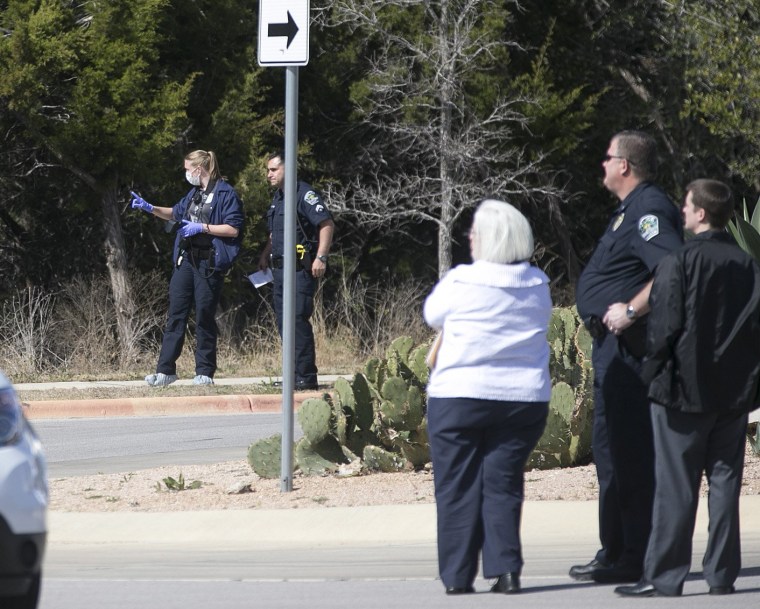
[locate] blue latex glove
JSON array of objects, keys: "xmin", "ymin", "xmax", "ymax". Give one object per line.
[
  {"xmin": 179, "ymin": 219, "xmax": 204, "ymax": 238},
  {"xmin": 130, "ymin": 191, "xmax": 154, "ymax": 214}
]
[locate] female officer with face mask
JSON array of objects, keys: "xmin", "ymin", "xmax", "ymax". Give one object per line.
[{"xmin": 131, "ymin": 150, "xmax": 244, "ymax": 386}]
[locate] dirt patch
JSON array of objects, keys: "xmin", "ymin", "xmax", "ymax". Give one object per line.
[{"xmin": 48, "ymin": 445, "xmax": 760, "ymax": 512}]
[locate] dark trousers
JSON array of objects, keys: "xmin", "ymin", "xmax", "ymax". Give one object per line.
[
  {"xmin": 272, "ymin": 268, "xmax": 317, "ymax": 383},
  {"xmin": 156, "ymin": 257, "xmax": 223, "ymax": 377},
  {"xmin": 591, "ymin": 333, "xmax": 654, "ymax": 570},
  {"xmin": 645, "ymin": 406, "xmax": 748, "ymax": 595},
  {"xmin": 427, "ymin": 397, "xmax": 548, "ymax": 589}
]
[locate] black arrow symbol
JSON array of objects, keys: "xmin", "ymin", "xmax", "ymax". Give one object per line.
[{"xmin": 268, "ymin": 11, "xmax": 299, "ymax": 49}]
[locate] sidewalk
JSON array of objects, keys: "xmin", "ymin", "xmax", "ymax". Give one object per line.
[
  {"xmin": 19, "ymin": 375, "xmax": 349, "ymax": 419},
  {"xmin": 18, "ymin": 375, "xmax": 760, "ymax": 422},
  {"xmin": 49, "ymin": 496, "xmax": 760, "ymax": 548}
]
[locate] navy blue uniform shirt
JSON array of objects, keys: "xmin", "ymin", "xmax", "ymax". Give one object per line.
[
  {"xmin": 576, "ymin": 182, "xmax": 683, "ymax": 320},
  {"xmin": 267, "ymin": 180, "xmax": 332, "ymax": 257},
  {"xmin": 171, "ymin": 179, "xmax": 244, "ymax": 271}
]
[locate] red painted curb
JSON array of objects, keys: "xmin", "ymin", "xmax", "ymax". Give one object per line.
[{"xmin": 22, "ymin": 392, "xmax": 320, "ymax": 419}]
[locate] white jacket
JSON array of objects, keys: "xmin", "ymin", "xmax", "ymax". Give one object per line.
[{"xmin": 424, "ymin": 260, "xmax": 552, "ymax": 402}]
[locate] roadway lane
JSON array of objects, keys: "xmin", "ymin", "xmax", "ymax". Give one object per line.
[{"xmin": 33, "ymin": 413, "xmax": 302, "ymax": 476}]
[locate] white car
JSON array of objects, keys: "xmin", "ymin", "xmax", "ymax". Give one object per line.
[{"xmin": 0, "ymin": 372, "xmax": 48, "ymax": 609}]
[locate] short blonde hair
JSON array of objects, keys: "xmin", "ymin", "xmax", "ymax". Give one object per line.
[{"xmin": 471, "ymin": 199, "xmax": 534, "ymax": 264}]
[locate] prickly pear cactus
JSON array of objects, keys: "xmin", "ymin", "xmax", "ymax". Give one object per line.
[
  {"xmin": 528, "ymin": 307, "xmax": 595, "ymax": 470},
  {"xmin": 528, "ymin": 382, "xmax": 574, "ymax": 469},
  {"xmin": 363, "ymin": 444, "xmax": 409, "ymax": 472},
  {"xmin": 364, "ymin": 357, "xmax": 382, "ymax": 385},
  {"xmin": 748, "ymin": 423, "xmax": 760, "ymax": 456},
  {"xmin": 407, "ymin": 344, "xmax": 430, "ymax": 385},
  {"xmin": 346, "ymin": 427, "xmax": 382, "ymax": 457},
  {"xmin": 333, "ymin": 400, "xmax": 348, "ymax": 446},
  {"xmin": 351, "ymin": 372, "xmax": 376, "ymax": 431},
  {"xmin": 394, "ymin": 424, "xmax": 430, "ymax": 467},
  {"xmin": 387, "ymin": 336, "xmax": 414, "ymax": 363},
  {"xmin": 379, "ymin": 377, "xmax": 424, "ymax": 431},
  {"xmin": 247, "ymin": 434, "xmax": 284, "ymax": 479},
  {"xmin": 295, "ymin": 436, "xmax": 347, "ymax": 476},
  {"xmin": 247, "ymin": 318, "xmax": 596, "ymax": 478},
  {"xmin": 298, "ymin": 398, "xmax": 333, "ymax": 445}
]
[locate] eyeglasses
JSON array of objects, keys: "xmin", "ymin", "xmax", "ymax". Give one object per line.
[{"xmin": 603, "ymin": 154, "xmax": 626, "ymax": 162}]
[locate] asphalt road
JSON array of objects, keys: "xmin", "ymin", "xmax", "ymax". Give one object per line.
[
  {"xmin": 33, "ymin": 405, "xmax": 760, "ymax": 609},
  {"xmin": 33, "ymin": 413, "xmax": 301, "ymax": 476}
]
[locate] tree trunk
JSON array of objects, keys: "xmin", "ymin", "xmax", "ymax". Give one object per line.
[
  {"xmin": 437, "ymin": 0, "xmax": 454, "ymax": 277},
  {"xmin": 100, "ymin": 184, "xmax": 138, "ymax": 363}
]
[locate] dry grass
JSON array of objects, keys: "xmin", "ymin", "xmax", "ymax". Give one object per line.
[{"xmin": 0, "ymin": 271, "xmax": 434, "ymax": 383}]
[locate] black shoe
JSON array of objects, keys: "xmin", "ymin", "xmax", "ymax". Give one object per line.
[
  {"xmin": 709, "ymin": 585, "xmax": 735, "ymax": 595},
  {"xmin": 592, "ymin": 566, "xmax": 642, "ymax": 584},
  {"xmin": 491, "ymin": 573, "xmax": 520, "ymax": 594},
  {"xmin": 295, "ymin": 381, "xmax": 318, "ymax": 391},
  {"xmin": 445, "ymin": 586, "xmax": 475, "ymax": 595},
  {"xmin": 569, "ymin": 558, "xmax": 609, "ymax": 581},
  {"xmin": 615, "ymin": 581, "xmax": 659, "ymax": 597}
]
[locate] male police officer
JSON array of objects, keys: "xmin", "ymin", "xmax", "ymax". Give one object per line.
[
  {"xmin": 258, "ymin": 151, "xmax": 334, "ymax": 390},
  {"xmin": 572, "ymin": 131, "xmax": 683, "ymax": 584}
]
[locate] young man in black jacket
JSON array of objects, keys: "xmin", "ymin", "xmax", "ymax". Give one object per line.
[{"xmin": 616, "ymin": 179, "xmax": 760, "ymax": 598}]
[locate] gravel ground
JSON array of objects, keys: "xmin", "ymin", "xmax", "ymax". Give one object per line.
[{"xmin": 49, "ymin": 445, "xmax": 759, "ymax": 513}]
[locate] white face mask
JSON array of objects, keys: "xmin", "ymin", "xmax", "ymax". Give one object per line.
[{"xmin": 185, "ymin": 170, "xmax": 201, "ymax": 186}]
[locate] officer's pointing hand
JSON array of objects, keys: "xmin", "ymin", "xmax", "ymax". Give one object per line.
[{"xmin": 130, "ymin": 191, "xmax": 154, "ymax": 214}]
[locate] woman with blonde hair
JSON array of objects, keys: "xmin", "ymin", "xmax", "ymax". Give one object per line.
[
  {"xmin": 424, "ymin": 199, "xmax": 551, "ymax": 595},
  {"xmin": 131, "ymin": 150, "xmax": 244, "ymax": 386}
]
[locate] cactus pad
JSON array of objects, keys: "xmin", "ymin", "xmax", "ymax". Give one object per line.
[
  {"xmin": 298, "ymin": 398, "xmax": 333, "ymax": 445},
  {"xmin": 363, "ymin": 444, "xmax": 409, "ymax": 472},
  {"xmin": 247, "ymin": 434, "xmax": 284, "ymax": 479}
]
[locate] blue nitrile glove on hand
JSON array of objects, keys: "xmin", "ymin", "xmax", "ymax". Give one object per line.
[
  {"xmin": 179, "ymin": 219, "xmax": 204, "ymax": 238},
  {"xmin": 130, "ymin": 191, "xmax": 154, "ymax": 214}
]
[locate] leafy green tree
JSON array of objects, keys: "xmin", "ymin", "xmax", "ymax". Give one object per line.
[
  {"xmin": 675, "ymin": 1, "xmax": 760, "ymax": 189},
  {"xmin": 0, "ymin": 0, "xmax": 192, "ymax": 359}
]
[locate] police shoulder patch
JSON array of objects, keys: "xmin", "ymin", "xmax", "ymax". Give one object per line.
[
  {"xmin": 304, "ymin": 191, "xmax": 319, "ymax": 206},
  {"xmin": 638, "ymin": 215, "xmax": 660, "ymax": 241}
]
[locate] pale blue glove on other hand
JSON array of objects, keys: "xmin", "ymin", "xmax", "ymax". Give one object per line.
[
  {"xmin": 130, "ymin": 191, "xmax": 154, "ymax": 214},
  {"xmin": 180, "ymin": 219, "xmax": 204, "ymax": 238}
]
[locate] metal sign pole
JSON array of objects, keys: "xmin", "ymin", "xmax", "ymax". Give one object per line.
[
  {"xmin": 258, "ymin": 0, "xmax": 309, "ymax": 492},
  {"xmin": 280, "ymin": 65, "xmax": 299, "ymax": 492}
]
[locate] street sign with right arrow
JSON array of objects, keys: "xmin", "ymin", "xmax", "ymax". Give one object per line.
[{"xmin": 258, "ymin": 0, "xmax": 310, "ymax": 67}]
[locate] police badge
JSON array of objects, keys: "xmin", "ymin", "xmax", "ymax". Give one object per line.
[{"xmin": 638, "ymin": 215, "xmax": 660, "ymax": 241}]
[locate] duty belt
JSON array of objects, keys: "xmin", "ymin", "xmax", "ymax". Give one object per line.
[
  {"xmin": 190, "ymin": 247, "xmax": 212, "ymax": 261},
  {"xmin": 270, "ymin": 256, "xmax": 308, "ymax": 271},
  {"xmin": 270, "ymin": 256, "xmax": 287, "ymax": 270}
]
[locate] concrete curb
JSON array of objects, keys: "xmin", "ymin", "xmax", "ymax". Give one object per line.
[
  {"xmin": 49, "ymin": 504, "xmax": 439, "ymax": 548},
  {"xmin": 22, "ymin": 392, "xmax": 319, "ymax": 419},
  {"xmin": 47, "ymin": 496, "xmax": 760, "ymax": 548}
]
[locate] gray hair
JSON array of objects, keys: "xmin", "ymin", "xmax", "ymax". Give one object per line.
[{"xmin": 471, "ymin": 199, "xmax": 534, "ymax": 264}]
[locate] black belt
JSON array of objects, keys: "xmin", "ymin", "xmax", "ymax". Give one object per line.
[
  {"xmin": 190, "ymin": 247, "xmax": 212, "ymax": 259},
  {"xmin": 270, "ymin": 256, "xmax": 302, "ymax": 270}
]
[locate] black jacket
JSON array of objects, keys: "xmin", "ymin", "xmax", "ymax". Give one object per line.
[{"xmin": 643, "ymin": 230, "xmax": 760, "ymax": 413}]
